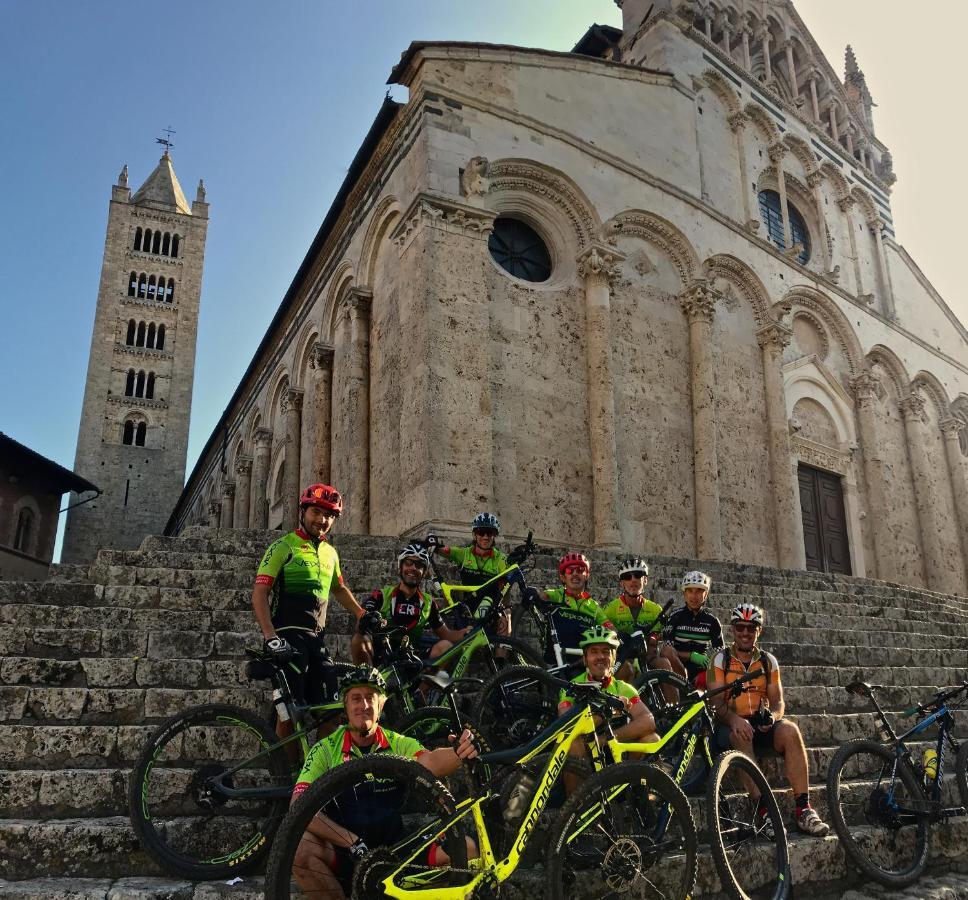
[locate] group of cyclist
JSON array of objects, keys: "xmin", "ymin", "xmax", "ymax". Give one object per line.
[{"xmin": 251, "ymin": 482, "xmax": 828, "ymax": 895}]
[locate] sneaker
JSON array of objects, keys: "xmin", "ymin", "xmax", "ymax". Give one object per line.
[{"xmin": 795, "ymin": 806, "xmax": 830, "ymax": 837}]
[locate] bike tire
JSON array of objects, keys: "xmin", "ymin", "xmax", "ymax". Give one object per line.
[
  {"xmin": 473, "ymin": 664, "xmax": 560, "ymax": 751},
  {"xmin": 262, "ymin": 755, "xmax": 464, "ymax": 899},
  {"xmin": 826, "ymin": 737, "xmax": 930, "ymax": 888},
  {"xmin": 546, "ymin": 761, "xmax": 698, "ymax": 899},
  {"xmin": 706, "ymin": 750, "xmax": 791, "ymax": 900},
  {"xmin": 128, "ymin": 702, "xmax": 292, "ymax": 881},
  {"xmin": 956, "ymin": 739, "xmax": 968, "ymax": 811},
  {"xmin": 469, "ymin": 634, "xmax": 545, "ymax": 675}
]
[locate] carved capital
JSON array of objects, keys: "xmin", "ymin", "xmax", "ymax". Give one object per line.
[
  {"xmin": 282, "ymin": 388, "xmax": 304, "ymax": 415},
  {"xmin": 222, "ymin": 481, "xmax": 236, "ymax": 499},
  {"xmin": 235, "ymin": 455, "xmax": 253, "ymax": 476},
  {"xmin": 899, "ymin": 393, "xmax": 927, "ymax": 424},
  {"xmin": 208, "ymin": 500, "xmax": 221, "ymax": 516},
  {"xmin": 836, "ymin": 196, "xmax": 855, "ymax": 213},
  {"xmin": 254, "ymin": 427, "xmax": 273, "ymax": 450},
  {"xmin": 345, "ymin": 288, "xmax": 373, "ymax": 319},
  {"xmin": 768, "ymin": 143, "xmax": 787, "ymax": 165},
  {"xmin": 755, "ymin": 24, "xmax": 771, "ymax": 43},
  {"xmin": 756, "ymin": 321, "xmax": 793, "ymax": 351},
  {"xmin": 940, "ymin": 418, "xmax": 966, "ymax": 439},
  {"xmin": 850, "ymin": 371, "xmax": 881, "ymax": 404},
  {"xmin": 678, "ymin": 280, "xmax": 717, "ymax": 323},
  {"xmin": 576, "ymin": 243, "xmax": 625, "ymax": 285},
  {"xmin": 806, "ymin": 169, "xmax": 824, "ymax": 189},
  {"xmin": 727, "ymin": 111, "xmax": 747, "ymax": 133},
  {"xmin": 309, "ymin": 342, "xmax": 335, "ymax": 372},
  {"xmin": 390, "ymin": 192, "xmax": 496, "ymax": 252}
]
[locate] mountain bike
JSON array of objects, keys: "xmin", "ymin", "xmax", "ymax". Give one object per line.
[
  {"xmin": 264, "ymin": 671, "xmax": 699, "ymax": 899},
  {"xmin": 826, "ymin": 679, "xmax": 968, "ymax": 888},
  {"xmin": 127, "ymin": 630, "xmax": 487, "ymax": 881}
]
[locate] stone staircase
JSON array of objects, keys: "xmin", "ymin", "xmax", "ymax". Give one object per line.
[{"xmin": 1, "ymin": 526, "xmax": 967, "ymax": 897}]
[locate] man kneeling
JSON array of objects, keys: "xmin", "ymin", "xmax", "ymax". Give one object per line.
[
  {"xmin": 290, "ymin": 666, "xmax": 480, "ymax": 897},
  {"xmin": 557, "ymin": 625, "xmax": 660, "ymax": 793}
]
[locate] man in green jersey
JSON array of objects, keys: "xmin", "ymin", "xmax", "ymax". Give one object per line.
[
  {"xmin": 252, "ymin": 483, "xmax": 364, "ymax": 718},
  {"xmin": 289, "ymin": 666, "xmax": 481, "ymax": 897},
  {"xmin": 557, "ymin": 626, "xmax": 659, "ymax": 793},
  {"xmin": 430, "ymin": 511, "xmax": 508, "ymax": 611}
]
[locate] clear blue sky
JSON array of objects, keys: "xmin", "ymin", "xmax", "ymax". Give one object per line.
[{"xmin": 1, "ymin": 1, "xmax": 964, "ymax": 561}]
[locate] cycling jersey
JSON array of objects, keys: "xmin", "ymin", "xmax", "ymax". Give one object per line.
[
  {"xmin": 558, "ymin": 670, "xmax": 640, "ymax": 710},
  {"xmin": 255, "ymin": 530, "xmax": 344, "ymax": 633},
  {"xmin": 440, "ymin": 544, "xmax": 509, "ymax": 611},
  {"xmin": 292, "ymin": 725, "xmax": 426, "ymax": 846},
  {"xmin": 363, "ymin": 585, "xmax": 443, "ymax": 643},
  {"xmin": 664, "ymin": 606, "xmax": 724, "ymax": 657},
  {"xmin": 711, "ymin": 646, "xmax": 780, "ymax": 719},
  {"xmin": 544, "ymin": 588, "xmax": 611, "ymax": 661},
  {"xmin": 601, "ymin": 596, "xmax": 664, "ymax": 635}
]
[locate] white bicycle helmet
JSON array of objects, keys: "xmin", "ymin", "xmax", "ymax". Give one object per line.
[
  {"xmin": 618, "ymin": 556, "xmax": 649, "ymax": 579},
  {"xmin": 680, "ymin": 570, "xmax": 711, "ymax": 592},
  {"xmin": 397, "ymin": 543, "xmax": 431, "ymax": 568}
]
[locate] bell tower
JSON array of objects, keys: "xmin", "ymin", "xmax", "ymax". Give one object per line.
[{"xmin": 62, "ymin": 149, "xmax": 209, "ymax": 563}]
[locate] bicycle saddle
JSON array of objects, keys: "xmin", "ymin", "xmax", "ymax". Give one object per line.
[
  {"xmin": 420, "ymin": 671, "xmax": 456, "ymax": 693},
  {"xmin": 846, "ymin": 681, "xmax": 884, "ymax": 696}
]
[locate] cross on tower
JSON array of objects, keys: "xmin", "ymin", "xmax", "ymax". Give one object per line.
[{"xmin": 156, "ymin": 126, "xmax": 176, "ymax": 153}]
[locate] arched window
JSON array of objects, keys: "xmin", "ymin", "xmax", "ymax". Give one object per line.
[
  {"xmin": 122, "ymin": 420, "xmax": 135, "ymax": 445},
  {"xmin": 166, "ymin": 279, "xmax": 175, "ymax": 302},
  {"xmin": 757, "ymin": 190, "xmax": 811, "ymax": 265},
  {"xmin": 135, "ymin": 422, "xmax": 147, "ymax": 446},
  {"xmin": 135, "ymin": 370, "xmax": 146, "ymax": 398},
  {"xmin": 156, "ymin": 324, "xmax": 166, "ymax": 350},
  {"xmin": 146, "ymin": 372, "xmax": 155, "ymax": 399},
  {"xmin": 487, "ymin": 218, "xmax": 552, "ymax": 282},
  {"xmin": 125, "ymin": 320, "xmax": 136, "ymax": 345},
  {"xmin": 146, "ymin": 323, "xmax": 156, "ymax": 348},
  {"xmin": 171, "ymin": 234, "xmax": 180, "ymax": 258},
  {"xmin": 144, "ymin": 229, "xmax": 153, "ymax": 253},
  {"xmin": 13, "ymin": 507, "xmax": 34, "ymax": 553},
  {"xmin": 151, "ymin": 231, "xmax": 161, "ymax": 254},
  {"xmin": 125, "ymin": 369, "xmax": 135, "ymax": 396},
  {"xmin": 128, "ymin": 272, "xmax": 137, "ymax": 296},
  {"xmin": 136, "ymin": 321, "xmax": 146, "ymax": 347},
  {"xmin": 134, "ymin": 227, "xmax": 143, "ymax": 252},
  {"xmin": 162, "ymin": 232, "xmax": 171, "ymax": 256},
  {"xmin": 156, "ymin": 277, "xmax": 165, "ymax": 301},
  {"xmin": 147, "ymin": 275, "xmax": 156, "ymax": 301},
  {"xmin": 137, "ymin": 273, "xmax": 147, "ymax": 298}
]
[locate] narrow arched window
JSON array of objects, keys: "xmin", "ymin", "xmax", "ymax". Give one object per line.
[
  {"xmin": 156, "ymin": 324, "xmax": 166, "ymax": 350},
  {"xmin": 146, "ymin": 372, "xmax": 155, "ymax": 399},
  {"xmin": 166, "ymin": 279, "xmax": 175, "ymax": 302},
  {"xmin": 134, "ymin": 227, "xmax": 143, "ymax": 252},
  {"xmin": 125, "ymin": 370, "xmax": 135, "ymax": 396},
  {"xmin": 162, "ymin": 232, "xmax": 171, "ymax": 256},
  {"xmin": 757, "ymin": 189, "xmax": 811, "ymax": 265},
  {"xmin": 128, "ymin": 272, "xmax": 137, "ymax": 296},
  {"xmin": 135, "ymin": 370, "xmax": 146, "ymax": 398},
  {"xmin": 151, "ymin": 231, "xmax": 161, "ymax": 254},
  {"xmin": 156, "ymin": 277, "xmax": 165, "ymax": 301},
  {"xmin": 146, "ymin": 323, "xmax": 156, "ymax": 348},
  {"xmin": 136, "ymin": 321, "xmax": 146, "ymax": 347},
  {"xmin": 135, "ymin": 422, "xmax": 147, "ymax": 446},
  {"xmin": 125, "ymin": 320, "xmax": 136, "ymax": 345},
  {"xmin": 122, "ymin": 420, "xmax": 134, "ymax": 445},
  {"xmin": 144, "ymin": 229, "xmax": 153, "ymax": 253},
  {"xmin": 147, "ymin": 275, "xmax": 156, "ymax": 301},
  {"xmin": 13, "ymin": 507, "xmax": 34, "ymax": 553},
  {"xmin": 171, "ymin": 234, "xmax": 180, "ymax": 258},
  {"xmin": 138, "ymin": 273, "xmax": 147, "ymax": 298}
]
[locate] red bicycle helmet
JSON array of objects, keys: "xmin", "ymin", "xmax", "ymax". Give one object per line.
[
  {"xmin": 559, "ymin": 551, "xmax": 591, "ymax": 576},
  {"xmin": 299, "ymin": 483, "xmax": 343, "ymax": 515}
]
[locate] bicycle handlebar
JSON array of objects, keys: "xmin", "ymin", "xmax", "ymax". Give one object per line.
[{"xmin": 900, "ymin": 681, "xmax": 968, "ymax": 718}]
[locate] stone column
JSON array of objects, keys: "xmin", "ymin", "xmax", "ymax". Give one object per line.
[
  {"xmin": 219, "ymin": 481, "xmax": 235, "ymax": 529},
  {"xmin": 714, "ymin": 12, "xmax": 731, "ymax": 56},
  {"xmin": 845, "ymin": 125, "xmax": 855, "ymax": 157},
  {"xmin": 679, "ymin": 281, "xmax": 722, "ymax": 559},
  {"xmin": 900, "ymin": 394, "xmax": 948, "ymax": 592},
  {"xmin": 281, "ymin": 388, "xmax": 304, "ymax": 527},
  {"xmin": 768, "ymin": 144, "xmax": 793, "ymax": 254},
  {"xmin": 741, "ymin": 26, "xmax": 752, "ymax": 69},
  {"xmin": 309, "ymin": 343, "xmax": 334, "ymax": 484},
  {"xmin": 783, "ymin": 39, "xmax": 799, "ymax": 99},
  {"xmin": 940, "ymin": 418, "xmax": 968, "ymax": 578},
  {"xmin": 234, "ymin": 456, "xmax": 252, "ymax": 529},
  {"xmin": 828, "ymin": 105, "xmax": 840, "ymax": 142},
  {"xmin": 577, "ymin": 244, "xmax": 625, "ymax": 550},
  {"xmin": 251, "ymin": 427, "xmax": 272, "ymax": 528},
  {"xmin": 757, "ymin": 322, "xmax": 804, "ymax": 569},
  {"xmin": 851, "ymin": 372, "xmax": 891, "ymax": 580},
  {"xmin": 807, "ymin": 70, "xmax": 821, "ymax": 122},
  {"xmin": 344, "ymin": 289, "xmax": 372, "ymax": 533},
  {"xmin": 866, "ymin": 217, "xmax": 896, "ymax": 320},
  {"xmin": 729, "ymin": 112, "xmax": 756, "ymax": 231},
  {"xmin": 758, "ymin": 26, "xmax": 772, "ymax": 82},
  {"xmin": 207, "ymin": 499, "xmax": 220, "ymax": 529},
  {"xmin": 838, "ymin": 196, "xmax": 866, "ymax": 300},
  {"xmin": 806, "ymin": 169, "xmax": 832, "ymax": 274}
]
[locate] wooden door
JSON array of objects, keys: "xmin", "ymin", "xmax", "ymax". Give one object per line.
[{"xmin": 798, "ymin": 464, "xmax": 851, "ymax": 574}]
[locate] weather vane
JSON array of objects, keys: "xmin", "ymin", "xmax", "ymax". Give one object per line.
[{"xmin": 156, "ymin": 126, "xmax": 176, "ymax": 153}]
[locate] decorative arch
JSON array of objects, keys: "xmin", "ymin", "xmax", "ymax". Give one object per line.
[
  {"xmin": 776, "ymin": 286, "xmax": 864, "ymax": 377},
  {"xmin": 789, "ymin": 310, "xmax": 830, "ymax": 359},
  {"xmin": 266, "ymin": 370, "xmax": 291, "ymax": 435},
  {"xmin": 781, "ymin": 134, "xmax": 817, "ymax": 176},
  {"xmin": 293, "ymin": 325, "xmax": 321, "ymax": 389},
  {"xmin": 911, "ymin": 371, "xmax": 951, "ymax": 422},
  {"xmin": 702, "ymin": 254, "xmax": 772, "ymax": 327},
  {"xmin": 865, "ymin": 345, "xmax": 910, "ymax": 400},
  {"xmin": 820, "ymin": 162, "xmax": 851, "ymax": 200},
  {"xmin": 603, "ymin": 210, "xmax": 700, "ymax": 289},
  {"xmin": 323, "ymin": 262, "xmax": 356, "ymax": 341},
  {"xmin": 701, "ymin": 69, "xmax": 742, "ymax": 117},
  {"xmin": 850, "ymin": 186, "xmax": 878, "ymax": 224},
  {"xmin": 486, "ymin": 157, "xmax": 601, "ymax": 248},
  {"xmin": 358, "ymin": 196, "xmax": 401, "ymax": 289},
  {"xmin": 743, "ymin": 103, "xmax": 781, "ymax": 145}
]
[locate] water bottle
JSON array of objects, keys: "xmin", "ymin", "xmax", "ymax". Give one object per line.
[
  {"xmin": 503, "ymin": 772, "xmax": 536, "ymax": 824},
  {"xmin": 922, "ymin": 748, "xmax": 938, "ymax": 782},
  {"xmin": 475, "ymin": 598, "xmax": 493, "ymax": 621},
  {"xmin": 272, "ymin": 688, "xmax": 291, "ymax": 723}
]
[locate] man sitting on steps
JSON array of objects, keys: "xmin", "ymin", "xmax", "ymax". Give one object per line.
[{"xmin": 708, "ymin": 603, "xmax": 830, "ymax": 837}]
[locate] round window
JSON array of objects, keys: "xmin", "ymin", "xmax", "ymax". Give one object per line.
[{"xmin": 488, "ymin": 217, "xmax": 552, "ymax": 282}]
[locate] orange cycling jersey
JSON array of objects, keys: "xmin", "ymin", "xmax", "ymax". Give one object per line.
[{"xmin": 711, "ymin": 647, "xmax": 780, "ymax": 719}]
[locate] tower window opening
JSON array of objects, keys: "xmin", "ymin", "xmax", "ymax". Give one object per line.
[
  {"xmin": 13, "ymin": 507, "xmax": 34, "ymax": 553},
  {"xmin": 137, "ymin": 273, "xmax": 147, "ymax": 299},
  {"xmin": 135, "ymin": 422, "xmax": 146, "ymax": 446},
  {"xmin": 128, "ymin": 271, "xmax": 137, "ymax": 296},
  {"xmin": 151, "ymin": 231, "xmax": 160, "ymax": 254},
  {"xmin": 171, "ymin": 234, "xmax": 180, "ymax": 258},
  {"xmin": 136, "ymin": 321, "xmax": 146, "ymax": 347},
  {"xmin": 143, "ymin": 229, "xmax": 152, "ymax": 253},
  {"xmin": 125, "ymin": 369, "xmax": 135, "ymax": 396},
  {"xmin": 156, "ymin": 324, "xmax": 166, "ymax": 350},
  {"xmin": 162, "ymin": 232, "xmax": 171, "ymax": 256},
  {"xmin": 146, "ymin": 372, "xmax": 155, "ymax": 400},
  {"xmin": 135, "ymin": 370, "xmax": 146, "ymax": 398},
  {"xmin": 757, "ymin": 189, "xmax": 811, "ymax": 265},
  {"xmin": 133, "ymin": 227, "xmax": 143, "ymax": 252},
  {"xmin": 166, "ymin": 279, "xmax": 175, "ymax": 302},
  {"xmin": 146, "ymin": 322, "xmax": 156, "ymax": 349},
  {"xmin": 122, "ymin": 420, "xmax": 134, "ymax": 444},
  {"xmin": 125, "ymin": 320, "xmax": 136, "ymax": 345}
]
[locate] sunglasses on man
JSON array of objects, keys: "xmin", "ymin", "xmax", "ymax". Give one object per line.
[
  {"xmin": 732, "ymin": 622, "xmax": 759, "ymax": 633},
  {"xmin": 621, "ymin": 571, "xmax": 647, "ymax": 580},
  {"xmin": 563, "ymin": 565, "xmax": 588, "ymax": 576}
]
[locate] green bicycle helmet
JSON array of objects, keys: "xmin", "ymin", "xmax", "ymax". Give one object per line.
[
  {"xmin": 579, "ymin": 625, "xmax": 621, "ymax": 650},
  {"xmin": 339, "ymin": 665, "xmax": 387, "ymax": 700}
]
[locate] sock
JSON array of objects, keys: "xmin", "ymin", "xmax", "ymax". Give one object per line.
[{"xmin": 794, "ymin": 792, "xmax": 810, "ymax": 813}]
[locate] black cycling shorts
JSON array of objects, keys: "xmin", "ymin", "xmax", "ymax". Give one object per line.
[
  {"xmin": 281, "ymin": 629, "xmax": 338, "ymax": 706},
  {"xmin": 714, "ymin": 720, "xmax": 780, "ymax": 754}
]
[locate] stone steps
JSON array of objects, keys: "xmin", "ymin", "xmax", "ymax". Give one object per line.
[{"xmin": 0, "ymin": 877, "xmax": 263, "ymax": 900}]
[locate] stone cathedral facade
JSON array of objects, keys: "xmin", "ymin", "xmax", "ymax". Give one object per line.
[
  {"xmin": 63, "ymin": 153, "xmax": 208, "ymax": 563},
  {"xmin": 168, "ymin": 0, "xmax": 968, "ymax": 596}
]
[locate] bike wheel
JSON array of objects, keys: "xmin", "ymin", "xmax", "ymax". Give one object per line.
[
  {"xmin": 263, "ymin": 755, "xmax": 466, "ymax": 899},
  {"xmin": 706, "ymin": 750, "xmax": 791, "ymax": 900},
  {"xmin": 546, "ymin": 761, "xmax": 697, "ymax": 899},
  {"xmin": 128, "ymin": 703, "xmax": 292, "ymax": 880},
  {"xmin": 826, "ymin": 738, "xmax": 930, "ymax": 888},
  {"xmin": 462, "ymin": 634, "xmax": 544, "ymax": 681},
  {"xmin": 957, "ymin": 739, "xmax": 968, "ymax": 810},
  {"xmin": 634, "ymin": 669, "xmax": 690, "ymax": 728},
  {"xmin": 474, "ymin": 664, "xmax": 559, "ymax": 751}
]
